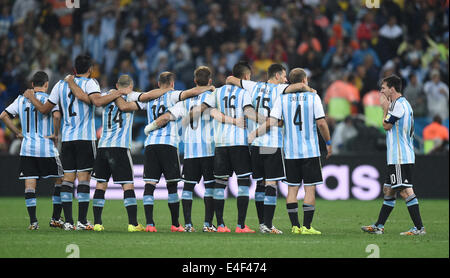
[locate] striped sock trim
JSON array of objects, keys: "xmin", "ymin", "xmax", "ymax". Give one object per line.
[
  {"xmin": 213, "ymin": 188, "xmax": 225, "ymax": 200},
  {"xmin": 143, "ymin": 195, "xmax": 154, "ymax": 205},
  {"xmin": 255, "ymin": 192, "xmax": 265, "ymax": 202},
  {"xmin": 181, "ymin": 190, "xmax": 193, "ymax": 200},
  {"xmin": 124, "ymin": 197, "xmax": 137, "ymax": 207},
  {"xmin": 303, "ymin": 203, "xmax": 315, "ymax": 211},
  {"xmin": 237, "ymin": 186, "xmax": 249, "ymax": 197},
  {"xmin": 168, "ymin": 193, "xmax": 179, "ymax": 204},
  {"xmin": 93, "ymin": 198, "xmax": 105, "ymax": 207},
  {"xmin": 264, "ymin": 195, "xmax": 277, "ymax": 206}
]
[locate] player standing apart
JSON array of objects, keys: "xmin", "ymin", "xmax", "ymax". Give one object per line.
[
  {"xmin": 251, "ymin": 68, "xmax": 332, "ymax": 235},
  {"xmin": 362, "ymin": 75, "xmax": 425, "ymax": 235},
  {"xmin": 0, "ymin": 71, "xmax": 63, "ymax": 230}
]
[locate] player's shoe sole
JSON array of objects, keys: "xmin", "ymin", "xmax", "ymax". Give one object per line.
[
  {"xmin": 300, "ymin": 226, "xmax": 321, "ymax": 235},
  {"xmin": 128, "ymin": 224, "xmax": 145, "ymax": 232},
  {"xmin": 291, "ymin": 226, "xmax": 302, "ymax": 234},
  {"xmin": 361, "ymin": 225, "xmax": 384, "ymax": 234},
  {"xmin": 28, "ymin": 222, "xmax": 39, "ymax": 230},
  {"xmin": 184, "ymin": 225, "xmax": 196, "ymax": 232},
  {"xmin": 49, "ymin": 218, "xmax": 64, "ymax": 228},
  {"xmin": 217, "ymin": 225, "xmax": 231, "ymax": 233},
  {"xmin": 171, "ymin": 225, "xmax": 185, "ymax": 232},
  {"xmin": 145, "ymin": 225, "xmax": 157, "ymax": 232},
  {"xmin": 400, "ymin": 227, "xmax": 426, "ymax": 235},
  {"xmin": 62, "ymin": 222, "xmax": 76, "ymax": 231},
  {"xmin": 235, "ymin": 225, "xmax": 256, "ymax": 233},
  {"xmin": 93, "ymin": 224, "xmax": 104, "ymax": 232},
  {"xmin": 202, "ymin": 225, "xmax": 217, "ymax": 232},
  {"xmin": 77, "ymin": 221, "xmax": 94, "ymax": 230}
]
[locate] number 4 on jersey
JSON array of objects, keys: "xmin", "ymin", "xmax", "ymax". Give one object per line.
[{"xmin": 293, "ymin": 105, "xmax": 302, "ymax": 130}]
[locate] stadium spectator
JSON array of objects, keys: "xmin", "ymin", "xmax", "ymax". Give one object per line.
[
  {"xmin": 422, "ymin": 115, "xmax": 449, "ymax": 154},
  {"xmin": 331, "ymin": 116, "xmax": 358, "ymax": 154},
  {"xmin": 0, "ymin": 0, "xmax": 448, "ymax": 154},
  {"xmin": 423, "ymin": 70, "xmax": 449, "ymax": 121},
  {"xmin": 403, "ymin": 74, "xmax": 428, "ymax": 118}
]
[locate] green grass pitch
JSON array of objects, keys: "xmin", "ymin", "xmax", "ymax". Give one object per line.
[{"xmin": 0, "ymin": 197, "xmax": 448, "ymax": 258}]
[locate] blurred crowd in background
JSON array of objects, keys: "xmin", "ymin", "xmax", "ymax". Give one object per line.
[{"xmin": 0, "ymin": 0, "xmax": 448, "ymax": 156}]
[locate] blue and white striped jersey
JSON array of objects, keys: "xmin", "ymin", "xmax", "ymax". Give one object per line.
[
  {"xmin": 48, "ymin": 77, "xmax": 100, "ymax": 142},
  {"xmin": 169, "ymin": 91, "xmax": 215, "ymax": 159},
  {"xmin": 203, "ymin": 85, "xmax": 252, "ymax": 147},
  {"xmin": 5, "ymin": 92, "xmax": 59, "ymax": 157},
  {"xmin": 137, "ymin": 90, "xmax": 182, "ymax": 148},
  {"xmin": 242, "ymin": 80, "xmax": 288, "ymax": 148},
  {"xmin": 385, "ymin": 97, "xmax": 415, "ymax": 165},
  {"xmin": 271, "ymin": 92, "xmax": 325, "ymax": 159},
  {"xmin": 97, "ymin": 91, "xmax": 144, "ymax": 149}
]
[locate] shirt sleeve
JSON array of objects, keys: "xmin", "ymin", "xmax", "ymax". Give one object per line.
[
  {"xmin": 86, "ymin": 79, "xmax": 101, "ymax": 95},
  {"xmin": 51, "ymin": 103, "xmax": 60, "ymax": 113},
  {"xmin": 242, "ymin": 89, "xmax": 253, "ymax": 108},
  {"xmin": 203, "ymin": 89, "xmax": 217, "ymax": 108},
  {"xmin": 385, "ymin": 100, "xmax": 405, "ymax": 124},
  {"xmin": 127, "ymin": 91, "xmax": 142, "ymax": 102},
  {"xmin": 168, "ymin": 101, "xmax": 186, "ymax": 119},
  {"xmin": 4, "ymin": 96, "xmax": 20, "ymax": 117},
  {"xmin": 241, "ymin": 80, "xmax": 257, "ymax": 92},
  {"xmin": 48, "ymin": 81, "xmax": 61, "ymax": 105},
  {"xmin": 313, "ymin": 94, "xmax": 326, "ymax": 119},
  {"xmin": 169, "ymin": 90, "xmax": 183, "ymax": 105},
  {"xmin": 270, "ymin": 95, "xmax": 282, "ymax": 120},
  {"xmin": 276, "ymin": 84, "xmax": 289, "ymax": 95}
]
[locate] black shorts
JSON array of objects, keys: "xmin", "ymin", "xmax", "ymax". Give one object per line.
[
  {"xmin": 284, "ymin": 157, "xmax": 323, "ymax": 186},
  {"xmin": 250, "ymin": 146, "xmax": 285, "ymax": 181},
  {"xmin": 92, "ymin": 148, "xmax": 134, "ymax": 184},
  {"xmin": 144, "ymin": 144, "xmax": 181, "ymax": 183},
  {"xmin": 61, "ymin": 140, "xmax": 96, "ymax": 173},
  {"xmin": 214, "ymin": 146, "xmax": 252, "ymax": 178},
  {"xmin": 384, "ymin": 164, "xmax": 414, "ymax": 189},
  {"xmin": 182, "ymin": 156, "xmax": 215, "ymax": 184},
  {"xmin": 19, "ymin": 156, "xmax": 63, "ymax": 180}
]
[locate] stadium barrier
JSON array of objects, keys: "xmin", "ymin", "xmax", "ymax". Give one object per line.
[{"xmin": 0, "ymin": 154, "xmax": 448, "ymax": 199}]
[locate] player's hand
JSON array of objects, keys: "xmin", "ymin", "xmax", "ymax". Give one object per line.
[
  {"xmin": 209, "ymin": 85, "xmax": 216, "ymax": 92},
  {"xmin": 16, "ymin": 133, "xmax": 24, "ymax": 140},
  {"xmin": 64, "ymin": 75, "xmax": 75, "ymax": 83},
  {"xmin": 23, "ymin": 89, "xmax": 34, "ymax": 99},
  {"xmin": 248, "ymin": 131, "xmax": 256, "ymax": 144},
  {"xmin": 234, "ymin": 117, "xmax": 246, "ymax": 128},
  {"xmin": 379, "ymin": 93, "xmax": 390, "ymax": 110},
  {"xmin": 326, "ymin": 145, "xmax": 332, "ymax": 159},
  {"xmin": 45, "ymin": 134, "xmax": 59, "ymax": 145}
]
